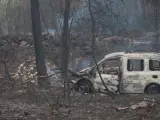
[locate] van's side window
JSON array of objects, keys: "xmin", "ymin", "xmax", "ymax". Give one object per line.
[
  {"xmin": 127, "ymin": 59, "xmax": 144, "ymax": 71},
  {"xmin": 149, "ymin": 60, "xmax": 160, "ymax": 71}
]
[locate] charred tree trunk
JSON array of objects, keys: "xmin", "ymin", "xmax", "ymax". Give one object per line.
[
  {"xmin": 30, "ymin": 0, "xmax": 50, "ymax": 88},
  {"xmin": 144, "ymin": 0, "xmax": 160, "ymax": 52},
  {"xmin": 0, "ymin": 23, "xmax": 3, "ymax": 36},
  {"xmin": 6, "ymin": 0, "xmax": 12, "ymax": 33},
  {"xmin": 153, "ymin": 2, "xmax": 159, "ymax": 52},
  {"xmin": 61, "ymin": 0, "xmax": 71, "ymax": 106},
  {"xmin": 88, "ymin": 0, "xmax": 96, "ymax": 56}
]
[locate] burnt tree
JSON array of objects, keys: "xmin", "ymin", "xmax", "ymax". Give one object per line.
[
  {"xmin": 61, "ymin": 0, "xmax": 71, "ymax": 106},
  {"xmin": 88, "ymin": 0, "xmax": 96, "ymax": 56},
  {"xmin": 144, "ymin": 0, "xmax": 160, "ymax": 51},
  {"xmin": 153, "ymin": 0, "xmax": 160, "ymax": 52},
  {"xmin": 30, "ymin": 0, "xmax": 50, "ymax": 88}
]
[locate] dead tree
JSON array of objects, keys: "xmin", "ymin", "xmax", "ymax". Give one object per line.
[
  {"xmin": 30, "ymin": 0, "xmax": 50, "ymax": 88},
  {"xmin": 153, "ymin": 0, "xmax": 160, "ymax": 52},
  {"xmin": 143, "ymin": 0, "xmax": 160, "ymax": 51},
  {"xmin": 61, "ymin": 0, "xmax": 71, "ymax": 106},
  {"xmin": 0, "ymin": 23, "xmax": 3, "ymax": 36},
  {"xmin": 88, "ymin": 0, "xmax": 96, "ymax": 56},
  {"xmin": 6, "ymin": 0, "xmax": 12, "ymax": 33},
  {"xmin": 0, "ymin": 51, "xmax": 12, "ymax": 84}
]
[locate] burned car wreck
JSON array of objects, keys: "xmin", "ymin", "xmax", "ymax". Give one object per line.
[{"xmin": 69, "ymin": 52, "xmax": 160, "ymax": 94}]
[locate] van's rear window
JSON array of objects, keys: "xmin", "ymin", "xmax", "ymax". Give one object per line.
[{"xmin": 149, "ymin": 60, "xmax": 160, "ymax": 71}]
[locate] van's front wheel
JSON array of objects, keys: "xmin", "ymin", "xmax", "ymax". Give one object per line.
[
  {"xmin": 77, "ymin": 80, "xmax": 92, "ymax": 94},
  {"xmin": 145, "ymin": 83, "xmax": 160, "ymax": 94}
]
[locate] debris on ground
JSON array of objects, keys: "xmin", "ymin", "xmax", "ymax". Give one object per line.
[
  {"xmin": 116, "ymin": 98, "xmax": 156, "ymax": 111},
  {"xmin": 130, "ymin": 101, "xmax": 155, "ymax": 110}
]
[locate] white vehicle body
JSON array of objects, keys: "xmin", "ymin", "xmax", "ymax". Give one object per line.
[{"xmin": 75, "ymin": 52, "xmax": 160, "ymax": 94}]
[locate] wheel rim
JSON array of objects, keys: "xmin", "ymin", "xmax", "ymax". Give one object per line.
[
  {"xmin": 149, "ymin": 85, "xmax": 159, "ymax": 93},
  {"xmin": 78, "ymin": 86, "xmax": 85, "ymax": 93},
  {"xmin": 78, "ymin": 85, "xmax": 89, "ymax": 94}
]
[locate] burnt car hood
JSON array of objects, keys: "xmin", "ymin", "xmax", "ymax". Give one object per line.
[{"xmin": 79, "ymin": 67, "xmax": 92, "ymax": 74}]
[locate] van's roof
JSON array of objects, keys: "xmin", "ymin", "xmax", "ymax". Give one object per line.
[
  {"xmin": 125, "ymin": 52, "xmax": 160, "ymax": 58},
  {"xmin": 81, "ymin": 52, "xmax": 160, "ymax": 71},
  {"xmin": 104, "ymin": 52, "xmax": 160, "ymax": 60}
]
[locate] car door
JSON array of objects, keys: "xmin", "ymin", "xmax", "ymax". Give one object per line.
[
  {"xmin": 94, "ymin": 58, "xmax": 119, "ymax": 92},
  {"xmin": 122, "ymin": 58, "xmax": 147, "ymax": 93},
  {"xmin": 145, "ymin": 59, "xmax": 160, "ymax": 84}
]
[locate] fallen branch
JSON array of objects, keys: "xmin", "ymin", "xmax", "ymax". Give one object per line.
[
  {"xmin": 38, "ymin": 71, "xmax": 62, "ymax": 78},
  {"xmin": 38, "ymin": 69, "xmax": 80, "ymax": 79},
  {"xmin": 116, "ymin": 98, "xmax": 156, "ymax": 111}
]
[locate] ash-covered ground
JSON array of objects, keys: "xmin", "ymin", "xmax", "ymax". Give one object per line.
[{"xmin": 0, "ymin": 81, "xmax": 160, "ymax": 120}]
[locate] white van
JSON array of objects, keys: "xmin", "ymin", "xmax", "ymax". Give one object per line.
[{"xmin": 71, "ymin": 52, "xmax": 160, "ymax": 94}]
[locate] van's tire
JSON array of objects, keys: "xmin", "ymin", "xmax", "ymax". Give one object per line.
[
  {"xmin": 76, "ymin": 80, "xmax": 92, "ymax": 94},
  {"xmin": 145, "ymin": 83, "xmax": 160, "ymax": 94}
]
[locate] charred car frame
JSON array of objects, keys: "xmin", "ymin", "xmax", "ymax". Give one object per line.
[{"xmin": 69, "ymin": 52, "xmax": 160, "ymax": 94}]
